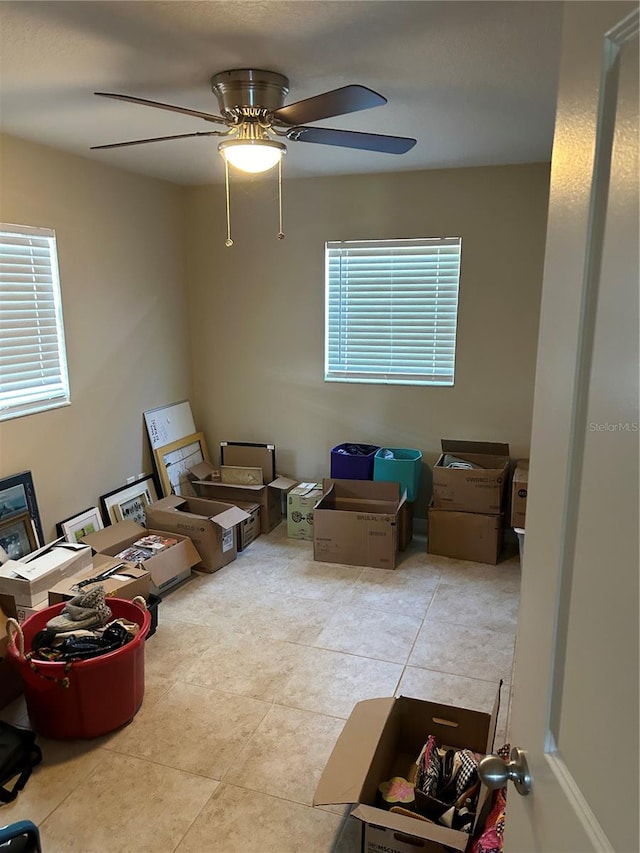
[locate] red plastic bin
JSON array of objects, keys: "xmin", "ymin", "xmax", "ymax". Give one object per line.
[{"xmin": 7, "ymin": 597, "xmax": 150, "ymax": 740}]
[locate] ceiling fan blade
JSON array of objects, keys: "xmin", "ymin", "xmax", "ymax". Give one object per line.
[
  {"xmin": 288, "ymin": 126, "xmax": 416, "ymax": 154},
  {"xmin": 95, "ymin": 92, "xmax": 226, "ymax": 125},
  {"xmin": 272, "ymin": 85, "xmax": 386, "ymax": 126},
  {"xmin": 90, "ymin": 131, "xmax": 222, "ymax": 150}
]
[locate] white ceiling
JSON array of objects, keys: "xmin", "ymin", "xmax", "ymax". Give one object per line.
[{"xmin": 0, "ymin": 1, "xmax": 564, "ymax": 185}]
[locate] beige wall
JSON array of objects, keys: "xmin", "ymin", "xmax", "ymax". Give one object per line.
[
  {"xmin": 0, "ymin": 134, "xmax": 191, "ymax": 540},
  {"xmin": 0, "ymin": 138, "xmax": 549, "ymax": 537},
  {"xmin": 184, "ymin": 163, "xmax": 550, "ymax": 513}
]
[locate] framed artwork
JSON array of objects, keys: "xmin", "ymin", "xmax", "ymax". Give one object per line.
[
  {"xmin": 155, "ymin": 431, "xmax": 210, "ymax": 497},
  {"xmin": 99, "ymin": 474, "xmax": 159, "ymax": 526},
  {"xmin": 0, "ymin": 470, "xmax": 44, "ymax": 547},
  {"xmin": 0, "ymin": 511, "xmax": 39, "ymax": 561},
  {"xmin": 56, "ymin": 507, "xmax": 104, "ymax": 543}
]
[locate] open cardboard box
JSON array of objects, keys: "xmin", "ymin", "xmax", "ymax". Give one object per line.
[
  {"xmin": 0, "ymin": 542, "xmax": 92, "ymax": 607},
  {"xmin": 313, "ymin": 479, "xmax": 406, "ymax": 570},
  {"xmin": 314, "ymin": 693, "xmax": 499, "ymax": 853},
  {"xmin": 432, "ymin": 440, "xmax": 510, "ymax": 515},
  {"xmin": 190, "ymin": 460, "xmax": 296, "ymax": 534},
  {"xmin": 81, "ymin": 520, "xmax": 200, "ymax": 595},
  {"xmin": 48, "ymin": 555, "xmax": 151, "ymax": 605},
  {"xmin": 145, "ymin": 496, "xmax": 248, "ymax": 573}
]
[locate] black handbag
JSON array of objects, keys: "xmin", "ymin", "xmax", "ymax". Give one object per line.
[{"xmin": 0, "ymin": 722, "xmax": 42, "ymax": 804}]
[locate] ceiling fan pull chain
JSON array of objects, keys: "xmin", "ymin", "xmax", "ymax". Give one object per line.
[
  {"xmin": 224, "ymin": 158, "xmax": 233, "ymax": 247},
  {"xmin": 277, "ymin": 158, "xmax": 284, "ymax": 240}
]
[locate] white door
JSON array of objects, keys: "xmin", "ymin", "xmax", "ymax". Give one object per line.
[{"xmin": 500, "ymin": 2, "xmax": 639, "ymax": 851}]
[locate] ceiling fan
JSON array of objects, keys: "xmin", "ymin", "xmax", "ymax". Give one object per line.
[
  {"xmin": 91, "ymin": 69, "xmax": 417, "ymax": 244},
  {"xmin": 91, "ymin": 68, "xmax": 417, "ymax": 165}
]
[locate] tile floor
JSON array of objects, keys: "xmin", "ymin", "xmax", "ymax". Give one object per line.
[{"xmin": 0, "ymin": 523, "xmax": 521, "ymax": 852}]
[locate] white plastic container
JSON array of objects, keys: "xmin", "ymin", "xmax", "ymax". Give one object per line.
[{"xmin": 514, "ymin": 527, "xmax": 525, "ymax": 560}]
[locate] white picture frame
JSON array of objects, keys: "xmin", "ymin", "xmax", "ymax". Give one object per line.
[{"xmin": 56, "ymin": 506, "xmax": 104, "ymax": 543}]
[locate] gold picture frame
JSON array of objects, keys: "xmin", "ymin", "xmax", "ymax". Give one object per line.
[{"xmin": 154, "ymin": 431, "xmax": 210, "ymax": 497}]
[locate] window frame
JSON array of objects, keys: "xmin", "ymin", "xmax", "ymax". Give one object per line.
[
  {"xmin": 324, "ymin": 236, "xmax": 462, "ymax": 387},
  {"xmin": 0, "ymin": 223, "xmax": 71, "ymax": 422}
]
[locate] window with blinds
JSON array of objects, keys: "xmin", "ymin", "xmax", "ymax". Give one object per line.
[
  {"xmin": 325, "ymin": 237, "xmax": 461, "ymax": 386},
  {"xmin": 0, "ymin": 223, "xmax": 70, "ymax": 421}
]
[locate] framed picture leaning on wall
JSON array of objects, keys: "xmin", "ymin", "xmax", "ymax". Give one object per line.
[
  {"xmin": 154, "ymin": 432, "xmax": 210, "ymax": 497},
  {"xmin": 99, "ymin": 474, "xmax": 159, "ymax": 526},
  {"xmin": 56, "ymin": 506, "xmax": 104, "ymax": 543},
  {"xmin": 0, "ymin": 470, "xmax": 44, "ymax": 547},
  {"xmin": 0, "ymin": 511, "xmax": 39, "ymax": 561}
]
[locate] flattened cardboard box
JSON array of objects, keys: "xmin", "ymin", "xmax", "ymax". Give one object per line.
[
  {"xmin": 432, "ymin": 439, "xmax": 510, "ymax": 515},
  {"xmin": 145, "ymin": 496, "xmax": 248, "ymax": 573},
  {"xmin": 314, "ymin": 479, "xmax": 406, "ymax": 570},
  {"xmin": 0, "ymin": 543, "xmax": 92, "ymax": 607},
  {"xmin": 314, "ymin": 693, "xmax": 499, "ymax": 853},
  {"xmin": 48, "ymin": 555, "xmax": 151, "ymax": 605},
  {"xmin": 287, "ymin": 482, "xmax": 323, "ymax": 541},
  {"xmin": 428, "ymin": 504, "xmax": 504, "ymax": 564},
  {"xmin": 510, "ymin": 459, "xmax": 529, "ymax": 528},
  {"xmin": 81, "ymin": 520, "xmax": 200, "ymax": 594},
  {"xmin": 191, "ymin": 460, "xmax": 296, "ymax": 534}
]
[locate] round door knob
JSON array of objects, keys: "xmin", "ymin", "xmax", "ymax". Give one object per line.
[{"xmin": 478, "ymin": 746, "xmax": 532, "ymax": 795}]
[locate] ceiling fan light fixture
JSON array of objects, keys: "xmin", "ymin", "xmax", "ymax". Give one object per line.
[{"xmin": 218, "ymin": 138, "xmax": 286, "ymax": 173}]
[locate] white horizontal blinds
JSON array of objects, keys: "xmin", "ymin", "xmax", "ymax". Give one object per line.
[
  {"xmin": 325, "ymin": 237, "xmax": 461, "ymax": 386},
  {"xmin": 0, "ymin": 224, "xmax": 70, "ymax": 420}
]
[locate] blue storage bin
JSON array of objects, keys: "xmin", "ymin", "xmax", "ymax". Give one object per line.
[
  {"xmin": 330, "ymin": 443, "xmax": 380, "ymax": 480},
  {"xmin": 373, "ymin": 447, "xmax": 423, "ymax": 501}
]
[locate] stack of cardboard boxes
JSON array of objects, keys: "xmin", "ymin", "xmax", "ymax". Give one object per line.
[{"xmin": 428, "ymin": 440, "xmax": 510, "ymax": 564}]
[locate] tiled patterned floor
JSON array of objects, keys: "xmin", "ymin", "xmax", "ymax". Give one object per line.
[{"xmin": 0, "ymin": 524, "xmax": 520, "ymax": 852}]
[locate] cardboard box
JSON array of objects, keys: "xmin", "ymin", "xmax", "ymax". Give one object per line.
[
  {"xmin": 233, "ymin": 501, "xmax": 261, "ymax": 551},
  {"xmin": 48, "ymin": 555, "xmax": 151, "ymax": 605},
  {"xmin": 398, "ymin": 500, "xmax": 414, "ymax": 551},
  {"xmin": 510, "ymin": 459, "xmax": 529, "ymax": 528},
  {"xmin": 313, "ymin": 479, "xmax": 406, "ymax": 570},
  {"xmin": 432, "ymin": 440, "xmax": 510, "ymax": 515},
  {"xmin": 191, "ymin": 460, "xmax": 296, "ymax": 534},
  {"xmin": 15, "ymin": 599, "xmax": 50, "ymax": 625},
  {"xmin": 81, "ymin": 520, "xmax": 200, "ymax": 595},
  {"xmin": 0, "ymin": 542, "xmax": 92, "ymax": 607},
  {"xmin": 428, "ymin": 505, "xmax": 504, "ymax": 564},
  {"xmin": 314, "ymin": 694, "xmax": 498, "ymax": 853},
  {"xmin": 145, "ymin": 496, "xmax": 248, "ymax": 573},
  {"xmin": 287, "ymin": 482, "xmax": 323, "ymax": 541}
]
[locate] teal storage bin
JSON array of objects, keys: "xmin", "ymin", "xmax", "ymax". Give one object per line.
[{"xmin": 373, "ymin": 447, "xmax": 423, "ymax": 501}]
